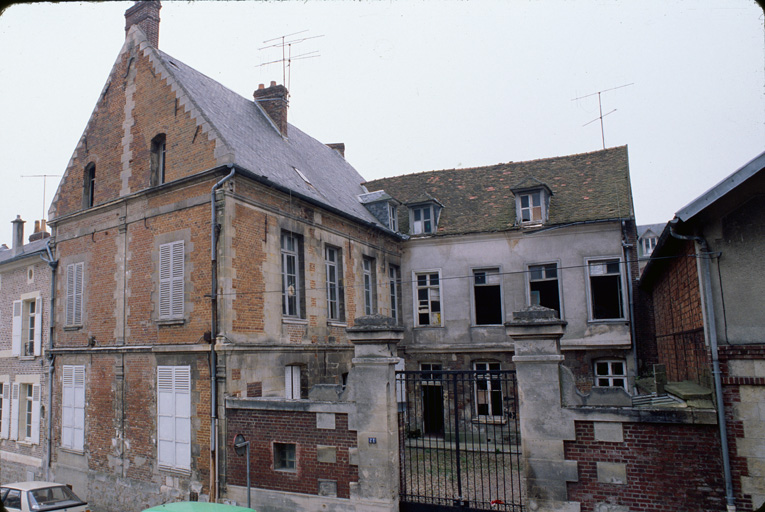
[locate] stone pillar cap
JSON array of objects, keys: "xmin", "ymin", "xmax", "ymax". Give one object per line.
[
  {"xmin": 505, "ymin": 305, "xmax": 567, "ymax": 327},
  {"xmin": 347, "ymin": 314, "xmax": 404, "ymax": 333}
]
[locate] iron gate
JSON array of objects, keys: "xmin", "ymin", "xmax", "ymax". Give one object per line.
[{"xmin": 397, "ymin": 369, "xmax": 524, "ymax": 512}]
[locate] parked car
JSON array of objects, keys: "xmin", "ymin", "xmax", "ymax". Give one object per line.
[
  {"xmin": 142, "ymin": 503, "xmax": 255, "ymax": 512},
  {"xmin": 0, "ymin": 482, "xmax": 89, "ymax": 512}
]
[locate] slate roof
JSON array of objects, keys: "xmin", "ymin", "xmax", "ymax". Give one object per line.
[
  {"xmin": 0, "ymin": 238, "xmax": 49, "ymax": 266},
  {"xmin": 637, "ymin": 223, "xmax": 666, "ymax": 239},
  {"xmin": 364, "ymin": 146, "xmax": 633, "ymax": 236},
  {"xmin": 149, "ymin": 48, "xmax": 381, "ymax": 227}
]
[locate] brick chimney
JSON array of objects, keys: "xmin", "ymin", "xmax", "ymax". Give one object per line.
[
  {"xmin": 29, "ymin": 219, "xmax": 50, "ymax": 243},
  {"xmin": 327, "ymin": 143, "xmax": 345, "ymax": 158},
  {"xmin": 254, "ymin": 81, "xmax": 289, "ymax": 137},
  {"xmin": 125, "ymin": 1, "xmax": 161, "ymax": 47},
  {"xmin": 11, "ymin": 215, "xmax": 25, "ymax": 256}
]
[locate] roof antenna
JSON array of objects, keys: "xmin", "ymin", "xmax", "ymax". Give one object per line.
[
  {"xmin": 258, "ymin": 30, "xmax": 323, "ymax": 91},
  {"xmin": 572, "ymin": 83, "xmax": 634, "ymax": 149},
  {"xmin": 21, "ymin": 174, "xmax": 61, "ymax": 221}
]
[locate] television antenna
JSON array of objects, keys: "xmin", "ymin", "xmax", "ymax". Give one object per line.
[
  {"xmin": 572, "ymin": 83, "xmax": 634, "ymax": 149},
  {"xmin": 21, "ymin": 174, "xmax": 61, "ymax": 221},
  {"xmin": 258, "ymin": 30, "xmax": 323, "ymax": 90}
]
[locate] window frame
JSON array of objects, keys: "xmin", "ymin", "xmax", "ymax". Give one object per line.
[
  {"xmin": 527, "ymin": 262, "xmax": 562, "ymax": 318},
  {"xmin": 474, "ymin": 362, "xmax": 503, "ymax": 418},
  {"xmin": 62, "ymin": 365, "xmax": 86, "ymax": 452},
  {"xmin": 410, "ymin": 204, "xmax": 435, "ymax": 235},
  {"xmin": 413, "ymin": 270, "xmax": 443, "ymax": 327},
  {"xmin": 585, "ymin": 257, "xmax": 627, "ymax": 322},
  {"xmin": 273, "ymin": 442, "xmax": 297, "ymax": 472},
  {"xmin": 325, "ymin": 245, "xmax": 344, "ymax": 322},
  {"xmin": 83, "ymin": 163, "xmax": 96, "ymax": 209},
  {"xmin": 12, "ymin": 296, "xmax": 41, "ymax": 357},
  {"xmin": 594, "ymin": 359, "xmax": 628, "ymax": 391},
  {"xmin": 284, "ymin": 365, "xmax": 303, "ymax": 400},
  {"xmin": 281, "ymin": 231, "xmax": 304, "ymax": 319},
  {"xmin": 65, "ymin": 262, "xmax": 84, "ymax": 327},
  {"xmin": 388, "ymin": 204, "xmax": 399, "ymax": 232},
  {"xmin": 10, "ymin": 382, "xmax": 40, "ymax": 444},
  {"xmin": 362, "ymin": 257, "xmax": 377, "ymax": 316},
  {"xmin": 151, "ymin": 133, "xmax": 167, "ymax": 186},
  {"xmin": 388, "ymin": 264, "xmax": 401, "ymax": 323},
  {"xmin": 471, "ymin": 267, "xmax": 503, "ymax": 326}
]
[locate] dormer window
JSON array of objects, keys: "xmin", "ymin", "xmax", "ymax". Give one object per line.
[
  {"xmin": 512, "ymin": 180, "xmax": 552, "ymax": 226},
  {"xmin": 388, "ymin": 204, "xmax": 398, "ymax": 232},
  {"xmin": 641, "ymin": 235, "xmax": 657, "ymax": 256},
  {"xmin": 519, "ymin": 191, "xmax": 543, "ymax": 223},
  {"xmin": 411, "ymin": 205, "xmax": 434, "ymax": 234}
]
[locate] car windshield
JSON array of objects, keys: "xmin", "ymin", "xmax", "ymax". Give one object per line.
[{"xmin": 28, "ymin": 486, "xmax": 84, "ymax": 511}]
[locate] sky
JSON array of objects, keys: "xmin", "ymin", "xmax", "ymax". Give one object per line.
[{"xmin": 0, "ymin": 0, "xmax": 763, "ymax": 245}]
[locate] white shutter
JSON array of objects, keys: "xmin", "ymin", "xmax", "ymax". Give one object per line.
[
  {"xmin": 12, "ymin": 300, "xmax": 22, "ymax": 356},
  {"xmin": 62, "ymin": 366, "xmax": 74, "ymax": 449},
  {"xmin": 74, "ymin": 367, "xmax": 85, "ymax": 451},
  {"xmin": 66, "ymin": 263, "xmax": 84, "ymax": 326},
  {"xmin": 31, "ymin": 384, "xmax": 40, "ymax": 444},
  {"xmin": 10, "ymin": 383, "xmax": 19, "ymax": 440},
  {"xmin": 159, "ymin": 242, "xmax": 184, "ymax": 319},
  {"xmin": 33, "ymin": 298, "xmax": 42, "ymax": 356},
  {"xmin": 285, "ymin": 366, "xmax": 301, "ymax": 399},
  {"xmin": 157, "ymin": 366, "xmax": 190, "ymax": 469},
  {"xmin": 0, "ymin": 383, "xmax": 9, "ymax": 439}
]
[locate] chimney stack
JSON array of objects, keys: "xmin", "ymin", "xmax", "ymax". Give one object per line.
[
  {"xmin": 29, "ymin": 219, "xmax": 50, "ymax": 243},
  {"xmin": 326, "ymin": 143, "xmax": 346, "ymax": 158},
  {"xmin": 254, "ymin": 82, "xmax": 290, "ymax": 138},
  {"xmin": 125, "ymin": 1, "xmax": 161, "ymax": 47},
  {"xmin": 11, "ymin": 215, "xmax": 25, "ymax": 256}
]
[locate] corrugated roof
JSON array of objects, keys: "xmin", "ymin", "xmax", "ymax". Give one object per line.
[
  {"xmin": 364, "ymin": 146, "xmax": 633, "ymax": 236},
  {"xmin": 153, "ymin": 50, "xmax": 381, "ymax": 227}
]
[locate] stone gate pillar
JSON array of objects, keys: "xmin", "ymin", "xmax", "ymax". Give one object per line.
[
  {"xmin": 506, "ymin": 306, "xmax": 579, "ymax": 511},
  {"xmin": 345, "ymin": 315, "xmax": 403, "ymax": 512}
]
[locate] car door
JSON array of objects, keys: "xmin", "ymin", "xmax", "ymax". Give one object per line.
[{"xmin": 1, "ymin": 488, "xmax": 23, "ymax": 512}]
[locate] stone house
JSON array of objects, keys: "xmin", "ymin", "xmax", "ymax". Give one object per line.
[
  {"xmin": 44, "ymin": 2, "xmax": 400, "ymax": 509},
  {"xmin": 0, "ymin": 217, "xmax": 53, "ymax": 483},
  {"xmin": 364, "ymin": 146, "xmax": 639, "ymax": 411},
  {"xmin": 638, "ymin": 149, "xmax": 765, "ymax": 510}
]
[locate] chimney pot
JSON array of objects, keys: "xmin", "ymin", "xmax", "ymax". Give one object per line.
[
  {"xmin": 258, "ymin": 83, "xmax": 265, "ymax": 90},
  {"xmin": 11, "ymin": 215, "xmax": 25, "ymax": 256},
  {"xmin": 253, "ymin": 82, "xmax": 290, "ymax": 138},
  {"xmin": 270, "ymin": 81, "xmax": 277, "ymax": 87},
  {"xmin": 29, "ymin": 219, "xmax": 50, "ymax": 243}
]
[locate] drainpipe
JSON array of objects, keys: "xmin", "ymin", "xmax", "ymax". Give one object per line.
[
  {"xmin": 669, "ymin": 219, "xmax": 735, "ymax": 511},
  {"xmin": 621, "ymin": 220, "xmax": 638, "ymax": 394},
  {"xmin": 40, "ymin": 239, "xmax": 58, "ymax": 480},
  {"xmin": 210, "ymin": 167, "xmax": 235, "ymax": 501}
]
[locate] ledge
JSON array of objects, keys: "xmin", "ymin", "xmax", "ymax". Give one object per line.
[{"xmin": 156, "ymin": 318, "xmax": 185, "ymax": 327}]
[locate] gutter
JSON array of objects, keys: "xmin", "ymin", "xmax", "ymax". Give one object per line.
[
  {"xmin": 669, "ymin": 218, "xmax": 735, "ymax": 511},
  {"xmin": 620, "ymin": 220, "xmax": 638, "ymax": 394},
  {"xmin": 210, "ymin": 167, "xmax": 236, "ymax": 502},
  {"xmin": 40, "ymin": 239, "xmax": 58, "ymax": 480}
]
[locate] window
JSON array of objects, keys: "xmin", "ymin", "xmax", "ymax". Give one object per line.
[
  {"xmin": 12, "ymin": 298, "xmax": 41, "ymax": 357},
  {"xmin": 415, "ymin": 271, "xmax": 442, "ymax": 326},
  {"xmin": 587, "ymin": 259, "xmax": 625, "ymax": 320},
  {"xmin": 0, "ymin": 383, "xmax": 7, "ymax": 439},
  {"xmin": 159, "ymin": 241, "xmax": 184, "ymax": 319},
  {"xmin": 411, "ymin": 205, "xmax": 434, "ymax": 234},
  {"xmin": 519, "ymin": 191, "xmax": 543, "ymax": 223},
  {"xmin": 474, "ymin": 362, "xmax": 503, "ymax": 417},
  {"xmin": 65, "ymin": 262, "xmax": 84, "ymax": 326},
  {"xmin": 363, "ymin": 257, "xmax": 376, "ymax": 315},
  {"xmin": 594, "ymin": 360, "xmax": 627, "ymax": 390},
  {"xmin": 10, "ymin": 383, "xmax": 40, "ymax": 443},
  {"xmin": 528, "ymin": 263, "xmax": 561, "ymax": 316},
  {"xmin": 641, "ymin": 235, "xmax": 657, "ymax": 256},
  {"xmin": 274, "ymin": 442, "xmax": 296, "ymax": 471},
  {"xmin": 3, "ymin": 489, "xmax": 21, "ymax": 510},
  {"xmin": 83, "ymin": 163, "xmax": 95, "ymax": 208},
  {"xmin": 62, "ymin": 365, "xmax": 86, "ymax": 451},
  {"xmin": 151, "ymin": 134, "xmax": 167, "ymax": 186},
  {"xmin": 388, "ymin": 204, "xmax": 398, "ymax": 232},
  {"xmin": 285, "ymin": 365, "xmax": 303, "ymax": 399},
  {"xmin": 157, "ymin": 366, "xmax": 191, "ymax": 471},
  {"xmin": 325, "ymin": 246, "xmax": 344, "ymax": 321},
  {"xmin": 420, "ymin": 363, "xmax": 442, "ymax": 381},
  {"xmin": 473, "ymin": 269, "xmax": 502, "ymax": 325},
  {"xmin": 389, "ymin": 265, "xmax": 401, "ymax": 323},
  {"xmin": 281, "ymin": 232, "xmax": 303, "ymax": 318}
]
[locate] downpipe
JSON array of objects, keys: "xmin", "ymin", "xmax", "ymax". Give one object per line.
[
  {"xmin": 210, "ymin": 167, "xmax": 235, "ymax": 501},
  {"xmin": 669, "ymin": 220, "xmax": 735, "ymax": 511},
  {"xmin": 621, "ymin": 220, "xmax": 638, "ymax": 394},
  {"xmin": 40, "ymin": 239, "xmax": 58, "ymax": 480}
]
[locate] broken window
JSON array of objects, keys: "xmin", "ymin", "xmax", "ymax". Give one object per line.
[
  {"xmin": 325, "ymin": 246, "xmax": 344, "ymax": 321},
  {"xmin": 594, "ymin": 359, "xmax": 627, "ymax": 390},
  {"xmin": 519, "ymin": 191, "xmax": 543, "ymax": 223},
  {"xmin": 415, "ymin": 271, "xmax": 442, "ymax": 326},
  {"xmin": 473, "ymin": 268, "xmax": 502, "ymax": 325},
  {"xmin": 587, "ymin": 259, "xmax": 625, "ymax": 320},
  {"xmin": 411, "ymin": 205, "xmax": 434, "ymax": 234},
  {"xmin": 474, "ymin": 362, "xmax": 503, "ymax": 417},
  {"xmin": 528, "ymin": 263, "xmax": 560, "ymax": 316}
]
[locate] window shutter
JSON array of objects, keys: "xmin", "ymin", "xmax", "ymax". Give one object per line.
[
  {"xmin": 31, "ymin": 384, "xmax": 40, "ymax": 444},
  {"xmin": 12, "ymin": 301, "xmax": 21, "ymax": 356},
  {"xmin": 33, "ymin": 298, "xmax": 42, "ymax": 356},
  {"xmin": 157, "ymin": 366, "xmax": 190, "ymax": 470},
  {"xmin": 74, "ymin": 367, "xmax": 85, "ymax": 451},
  {"xmin": 62, "ymin": 366, "xmax": 74, "ymax": 449},
  {"xmin": 10, "ymin": 383, "xmax": 19, "ymax": 440},
  {"xmin": 74, "ymin": 263, "xmax": 83, "ymax": 325},
  {"xmin": 0, "ymin": 384, "xmax": 9, "ymax": 439},
  {"xmin": 66, "ymin": 264, "xmax": 83, "ymax": 326},
  {"xmin": 285, "ymin": 366, "xmax": 301, "ymax": 399},
  {"xmin": 159, "ymin": 242, "xmax": 184, "ymax": 319}
]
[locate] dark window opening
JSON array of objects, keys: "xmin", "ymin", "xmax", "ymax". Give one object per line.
[
  {"xmin": 274, "ymin": 443, "xmax": 296, "ymax": 471},
  {"xmin": 474, "ymin": 269, "xmax": 502, "ymax": 325},
  {"xmin": 150, "ymin": 134, "xmax": 167, "ymax": 186},
  {"xmin": 589, "ymin": 260, "xmax": 624, "ymax": 320},
  {"xmin": 529, "ymin": 263, "xmax": 560, "ymax": 316},
  {"xmin": 83, "ymin": 163, "xmax": 95, "ymax": 208}
]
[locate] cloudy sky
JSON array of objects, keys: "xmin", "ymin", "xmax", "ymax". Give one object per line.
[{"xmin": 0, "ymin": 0, "xmax": 763, "ymax": 245}]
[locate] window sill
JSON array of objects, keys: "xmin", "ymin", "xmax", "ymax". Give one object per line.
[
  {"xmin": 282, "ymin": 318, "xmax": 308, "ymax": 325},
  {"xmin": 18, "ymin": 355, "xmax": 37, "ymax": 361},
  {"xmin": 14, "ymin": 439, "xmax": 36, "ymax": 447},
  {"xmin": 587, "ymin": 318, "xmax": 628, "ymax": 324},
  {"xmin": 63, "ymin": 325, "xmax": 82, "ymax": 331},
  {"xmin": 274, "ymin": 468, "xmax": 298, "ymax": 474},
  {"xmin": 59, "ymin": 447, "xmax": 85, "ymax": 455},
  {"xmin": 156, "ymin": 318, "xmax": 185, "ymax": 327},
  {"xmin": 158, "ymin": 465, "xmax": 191, "ymax": 477},
  {"xmin": 327, "ymin": 321, "xmax": 347, "ymax": 327},
  {"xmin": 413, "ymin": 325, "xmax": 444, "ymax": 329}
]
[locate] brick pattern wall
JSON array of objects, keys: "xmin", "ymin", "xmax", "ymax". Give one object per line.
[
  {"xmin": 565, "ymin": 421, "xmax": 726, "ymax": 512},
  {"xmin": 227, "ymin": 409, "xmax": 358, "ymax": 498}
]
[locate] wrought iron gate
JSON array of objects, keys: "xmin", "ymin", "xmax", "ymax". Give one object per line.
[{"xmin": 397, "ymin": 369, "xmax": 524, "ymax": 512}]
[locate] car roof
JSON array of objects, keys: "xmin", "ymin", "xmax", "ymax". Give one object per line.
[
  {"xmin": 142, "ymin": 503, "xmax": 256, "ymax": 512},
  {"xmin": 1, "ymin": 482, "xmax": 70, "ymax": 491}
]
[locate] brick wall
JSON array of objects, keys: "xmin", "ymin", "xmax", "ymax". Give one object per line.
[
  {"xmin": 565, "ymin": 421, "xmax": 726, "ymax": 511},
  {"xmin": 226, "ymin": 409, "xmax": 358, "ymax": 498}
]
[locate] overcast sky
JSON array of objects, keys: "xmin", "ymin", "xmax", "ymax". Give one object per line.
[{"xmin": 0, "ymin": 0, "xmax": 763, "ymax": 245}]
